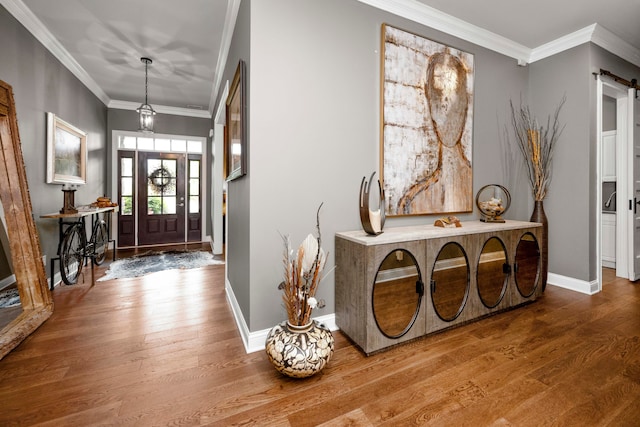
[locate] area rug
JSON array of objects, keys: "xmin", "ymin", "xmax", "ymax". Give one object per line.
[
  {"xmin": 0, "ymin": 288, "xmax": 20, "ymax": 308},
  {"xmin": 98, "ymin": 250, "xmax": 224, "ymax": 281}
]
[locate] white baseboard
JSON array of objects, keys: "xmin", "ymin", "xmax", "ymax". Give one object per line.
[
  {"xmin": 0, "ymin": 274, "xmax": 16, "ymax": 291},
  {"xmin": 223, "ymin": 270, "xmax": 598, "ymax": 354},
  {"xmin": 547, "ymin": 272, "xmax": 599, "ymax": 295},
  {"xmin": 225, "ymin": 278, "xmax": 338, "ymax": 354}
]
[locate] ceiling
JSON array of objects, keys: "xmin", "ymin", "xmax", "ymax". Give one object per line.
[{"xmin": 4, "ymin": 0, "xmax": 640, "ymax": 119}]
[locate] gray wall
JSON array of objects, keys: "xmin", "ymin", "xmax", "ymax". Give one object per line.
[
  {"xmin": 528, "ymin": 44, "xmax": 592, "ymax": 282},
  {"xmin": 233, "ymin": 0, "xmax": 529, "ymax": 331},
  {"xmin": 218, "ymin": 0, "xmax": 252, "ymax": 327},
  {"xmin": 526, "ymin": 43, "xmax": 640, "ymax": 283},
  {"xmin": 0, "ymin": 6, "xmax": 108, "ymax": 275}
]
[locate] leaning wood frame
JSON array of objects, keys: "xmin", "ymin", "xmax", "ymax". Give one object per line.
[{"xmin": 0, "ymin": 80, "xmax": 53, "ymax": 360}]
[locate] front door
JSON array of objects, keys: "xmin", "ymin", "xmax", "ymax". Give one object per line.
[{"xmin": 138, "ymin": 152, "xmax": 186, "ymax": 245}]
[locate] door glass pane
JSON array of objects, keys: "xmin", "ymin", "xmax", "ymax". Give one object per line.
[
  {"xmin": 163, "ymin": 159, "xmax": 176, "ymax": 175},
  {"xmin": 189, "ymin": 160, "xmax": 200, "ymax": 178},
  {"xmin": 163, "ymin": 179, "xmax": 177, "ymax": 196},
  {"xmin": 121, "ymin": 196, "xmax": 133, "ymax": 215},
  {"xmin": 189, "ymin": 196, "xmax": 199, "ymax": 213},
  {"xmin": 121, "ymin": 177, "xmax": 133, "ymax": 196},
  {"xmin": 189, "ymin": 178, "xmax": 199, "ymax": 196},
  {"xmin": 121, "ymin": 157, "xmax": 133, "ymax": 176},
  {"xmin": 171, "ymin": 139, "xmax": 186, "ymax": 152},
  {"xmin": 120, "ymin": 136, "xmax": 136, "ymax": 149},
  {"xmin": 155, "ymin": 138, "xmax": 170, "ymax": 151},
  {"xmin": 147, "ymin": 159, "xmax": 161, "ymax": 173},
  {"xmin": 147, "ymin": 196, "xmax": 162, "ymax": 215},
  {"xmin": 164, "ymin": 197, "xmax": 176, "ymax": 214},
  {"xmin": 187, "ymin": 140, "xmax": 202, "ymax": 153},
  {"xmin": 138, "ymin": 137, "xmax": 153, "ymax": 150}
]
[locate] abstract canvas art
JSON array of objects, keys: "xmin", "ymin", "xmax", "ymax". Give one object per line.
[{"xmin": 381, "ymin": 24, "xmax": 474, "ymax": 216}]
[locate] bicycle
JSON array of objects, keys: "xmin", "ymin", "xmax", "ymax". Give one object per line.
[{"xmin": 59, "ymin": 217, "xmax": 110, "ymax": 285}]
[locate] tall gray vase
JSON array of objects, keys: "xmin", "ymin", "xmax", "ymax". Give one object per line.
[{"xmin": 530, "ymin": 200, "xmax": 548, "ymax": 292}]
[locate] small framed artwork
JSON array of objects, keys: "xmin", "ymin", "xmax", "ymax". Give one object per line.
[
  {"xmin": 225, "ymin": 60, "xmax": 247, "ymax": 181},
  {"xmin": 46, "ymin": 112, "xmax": 87, "ymax": 184},
  {"xmin": 381, "ymin": 24, "xmax": 474, "ymax": 216}
]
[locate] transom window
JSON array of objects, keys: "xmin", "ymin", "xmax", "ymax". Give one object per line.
[{"xmin": 118, "ymin": 135, "xmax": 202, "ymax": 153}]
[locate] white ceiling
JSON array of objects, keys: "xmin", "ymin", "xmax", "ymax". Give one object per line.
[{"xmin": 3, "ymin": 0, "xmax": 640, "ymax": 119}]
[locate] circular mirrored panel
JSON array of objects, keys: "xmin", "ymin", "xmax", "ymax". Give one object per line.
[
  {"xmin": 372, "ymin": 249, "xmax": 422, "ymax": 338},
  {"xmin": 515, "ymin": 232, "xmax": 540, "ymax": 297},
  {"xmin": 477, "ymin": 237, "xmax": 508, "ymax": 308},
  {"xmin": 431, "ymin": 242, "xmax": 469, "ymax": 321}
]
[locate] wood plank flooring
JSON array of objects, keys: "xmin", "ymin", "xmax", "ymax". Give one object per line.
[{"xmin": 0, "ymin": 256, "xmax": 639, "ymax": 426}]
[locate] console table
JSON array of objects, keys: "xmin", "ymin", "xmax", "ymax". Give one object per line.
[
  {"xmin": 41, "ymin": 206, "xmax": 117, "ymax": 289},
  {"xmin": 335, "ymin": 220, "xmax": 543, "ymax": 355}
]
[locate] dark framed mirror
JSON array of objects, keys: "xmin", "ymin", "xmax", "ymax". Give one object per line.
[
  {"xmin": 477, "ymin": 237, "xmax": 509, "ymax": 308},
  {"xmin": 0, "ymin": 80, "xmax": 53, "ymax": 360},
  {"xmin": 515, "ymin": 232, "xmax": 540, "ymax": 297},
  {"xmin": 431, "ymin": 242, "xmax": 469, "ymax": 321},
  {"xmin": 372, "ymin": 249, "xmax": 423, "ymax": 338}
]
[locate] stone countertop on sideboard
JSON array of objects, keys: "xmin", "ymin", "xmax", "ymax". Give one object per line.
[{"xmin": 335, "ymin": 220, "xmax": 542, "ymax": 246}]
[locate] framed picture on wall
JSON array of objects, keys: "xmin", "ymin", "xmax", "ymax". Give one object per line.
[
  {"xmin": 225, "ymin": 60, "xmax": 247, "ymax": 181},
  {"xmin": 381, "ymin": 24, "xmax": 474, "ymax": 216},
  {"xmin": 46, "ymin": 112, "xmax": 87, "ymax": 184}
]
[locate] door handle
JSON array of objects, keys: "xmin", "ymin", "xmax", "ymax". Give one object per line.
[
  {"xmin": 178, "ymin": 203, "xmax": 185, "ymax": 207},
  {"xmin": 631, "ymin": 198, "xmax": 640, "ymax": 214}
]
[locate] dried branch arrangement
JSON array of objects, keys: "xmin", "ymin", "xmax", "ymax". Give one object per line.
[
  {"xmin": 279, "ymin": 203, "xmax": 330, "ymax": 326},
  {"xmin": 509, "ymin": 96, "xmax": 566, "ymax": 201}
]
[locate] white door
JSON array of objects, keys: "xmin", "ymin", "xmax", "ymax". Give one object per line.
[{"xmin": 630, "ymin": 90, "xmax": 640, "ymax": 280}]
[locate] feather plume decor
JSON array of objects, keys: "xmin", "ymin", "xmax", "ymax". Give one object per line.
[
  {"xmin": 278, "ymin": 203, "xmax": 332, "ymax": 326},
  {"xmin": 509, "ymin": 96, "xmax": 566, "ymax": 201}
]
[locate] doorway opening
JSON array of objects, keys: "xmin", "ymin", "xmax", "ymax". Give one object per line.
[
  {"xmin": 112, "ymin": 132, "xmax": 206, "ymax": 248},
  {"xmin": 597, "ymin": 76, "xmax": 636, "ymax": 290}
]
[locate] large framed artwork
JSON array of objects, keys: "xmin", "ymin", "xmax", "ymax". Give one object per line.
[
  {"xmin": 46, "ymin": 112, "xmax": 87, "ymax": 184},
  {"xmin": 225, "ymin": 60, "xmax": 247, "ymax": 181},
  {"xmin": 381, "ymin": 24, "xmax": 474, "ymax": 216}
]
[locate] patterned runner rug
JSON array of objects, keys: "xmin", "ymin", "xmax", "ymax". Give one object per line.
[
  {"xmin": 0, "ymin": 288, "xmax": 20, "ymax": 308},
  {"xmin": 98, "ymin": 250, "xmax": 224, "ymax": 281}
]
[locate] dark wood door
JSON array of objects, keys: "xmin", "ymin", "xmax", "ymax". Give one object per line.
[{"xmin": 138, "ymin": 152, "xmax": 186, "ymax": 245}]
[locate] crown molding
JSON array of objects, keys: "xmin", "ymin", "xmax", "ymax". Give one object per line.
[
  {"xmin": 360, "ymin": 0, "xmax": 640, "ymax": 68},
  {"xmin": 108, "ymin": 100, "xmax": 212, "ymax": 119},
  {"xmin": 208, "ymin": 0, "xmax": 241, "ymax": 116},
  {"xmin": 591, "ymin": 24, "xmax": 640, "ymax": 68},
  {"xmin": 528, "ymin": 24, "xmax": 596, "ymax": 64},
  {"xmin": 357, "ymin": 0, "xmax": 530, "ymax": 63},
  {"xmin": 0, "ymin": 0, "xmax": 111, "ymax": 105}
]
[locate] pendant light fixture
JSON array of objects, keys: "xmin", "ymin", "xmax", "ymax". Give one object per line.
[{"xmin": 136, "ymin": 57, "xmax": 156, "ymax": 133}]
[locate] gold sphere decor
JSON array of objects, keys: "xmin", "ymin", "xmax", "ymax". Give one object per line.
[{"xmin": 476, "ymin": 184, "xmax": 511, "ymax": 223}]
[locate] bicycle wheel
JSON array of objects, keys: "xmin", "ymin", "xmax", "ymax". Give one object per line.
[
  {"xmin": 91, "ymin": 219, "xmax": 109, "ymax": 266},
  {"xmin": 60, "ymin": 225, "xmax": 85, "ymax": 285}
]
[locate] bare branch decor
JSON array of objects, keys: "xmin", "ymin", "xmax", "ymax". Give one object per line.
[{"xmin": 509, "ymin": 97, "xmax": 566, "ymax": 201}]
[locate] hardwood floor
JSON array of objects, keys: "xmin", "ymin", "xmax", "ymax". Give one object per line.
[{"xmin": 0, "ymin": 260, "xmax": 639, "ymax": 426}]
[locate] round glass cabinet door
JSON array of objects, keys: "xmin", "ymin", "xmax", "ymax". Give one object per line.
[
  {"xmin": 372, "ymin": 249, "xmax": 423, "ymax": 338},
  {"xmin": 515, "ymin": 232, "xmax": 540, "ymax": 297},
  {"xmin": 431, "ymin": 242, "xmax": 469, "ymax": 321},
  {"xmin": 477, "ymin": 237, "xmax": 509, "ymax": 308}
]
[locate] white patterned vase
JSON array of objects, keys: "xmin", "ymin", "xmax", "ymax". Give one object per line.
[{"xmin": 265, "ymin": 320, "xmax": 334, "ymax": 378}]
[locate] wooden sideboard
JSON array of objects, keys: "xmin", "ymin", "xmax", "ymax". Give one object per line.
[{"xmin": 335, "ymin": 220, "xmax": 543, "ymax": 355}]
